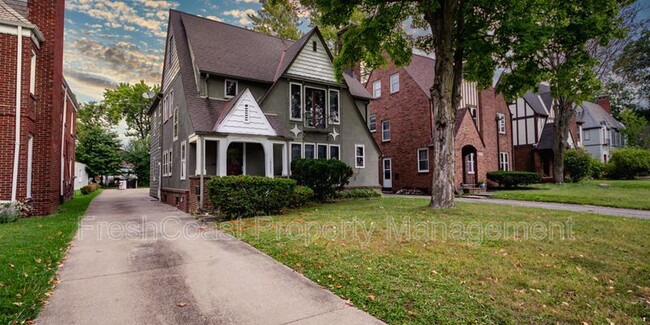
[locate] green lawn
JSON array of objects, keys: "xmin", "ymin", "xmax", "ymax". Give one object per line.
[
  {"xmin": 0, "ymin": 190, "xmax": 101, "ymax": 324},
  {"xmin": 219, "ymin": 197, "xmax": 650, "ymax": 324},
  {"xmin": 491, "ymin": 179, "xmax": 650, "ymax": 210}
]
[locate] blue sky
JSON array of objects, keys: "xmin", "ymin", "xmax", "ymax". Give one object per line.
[{"xmin": 64, "ymin": 0, "xmax": 265, "ymax": 103}]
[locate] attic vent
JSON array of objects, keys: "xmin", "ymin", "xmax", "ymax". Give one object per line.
[
  {"xmin": 244, "ymin": 104, "xmax": 250, "ymax": 123},
  {"xmin": 312, "ymin": 41, "xmax": 317, "ymax": 52}
]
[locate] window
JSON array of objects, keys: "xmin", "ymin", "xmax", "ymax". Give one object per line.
[
  {"xmin": 372, "ymin": 80, "xmax": 381, "ymax": 98},
  {"xmin": 497, "ymin": 113, "xmax": 506, "ymax": 134},
  {"xmin": 244, "ymin": 104, "xmax": 250, "ymax": 123},
  {"xmin": 305, "ymin": 87, "xmax": 326, "ymax": 128},
  {"xmin": 369, "ymin": 115, "xmax": 377, "ymax": 132},
  {"xmin": 291, "ymin": 142, "xmax": 302, "ymax": 161},
  {"xmin": 169, "ymin": 149, "xmax": 173, "ymax": 176},
  {"xmin": 328, "ymin": 89, "xmax": 340, "ymax": 124},
  {"xmin": 30, "ymin": 51, "xmax": 36, "ymax": 94},
  {"xmin": 329, "ymin": 144, "xmax": 340, "ymax": 160},
  {"xmin": 469, "ymin": 107, "xmax": 478, "ymax": 126},
  {"xmin": 225, "ymin": 79, "xmax": 238, "ymax": 98},
  {"xmin": 304, "ymin": 143, "xmax": 315, "ymax": 159},
  {"xmin": 163, "ymin": 151, "xmax": 168, "ymax": 176},
  {"xmin": 355, "ymin": 145, "xmax": 365, "ymax": 168},
  {"xmin": 390, "ymin": 73, "xmax": 399, "ymax": 93},
  {"xmin": 164, "ymin": 90, "xmax": 174, "ymax": 121},
  {"xmin": 584, "ymin": 129, "xmax": 590, "ymax": 141},
  {"xmin": 417, "ymin": 148, "xmax": 429, "ymax": 173},
  {"xmin": 467, "ymin": 153, "xmax": 475, "ymax": 174},
  {"xmin": 289, "ymin": 83, "xmax": 302, "ymax": 120},
  {"xmin": 312, "ymin": 40, "xmax": 317, "ymax": 52},
  {"xmin": 180, "ymin": 141, "xmax": 187, "ymax": 180},
  {"xmin": 499, "ymin": 152, "xmax": 510, "ymax": 171},
  {"xmin": 172, "ymin": 107, "xmax": 179, "ymax": 140},
  {"xmin": 382, "ymin": 120, "xmax": 391, "ymax": 142},
  {"xmin": 317, "ymin": 144, "xmax": 328, "ymax": 159}
]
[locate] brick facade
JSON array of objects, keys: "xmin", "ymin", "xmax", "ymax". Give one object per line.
[
  {"xmin": 367, "ymin": 59, "xmax": 513, "ymax": 193},
  {"xmin": 0, "ymin": 0, "xmax": 75, "ymax": 215}
]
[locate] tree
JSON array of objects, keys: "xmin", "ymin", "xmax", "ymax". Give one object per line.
[
  {"xmin": 614, "ymin": 29, "xmax": 650, "ymax": 106},
  {"xmin": 602, "ymin": 79, "xmax": 640, "ymax": 119},
  {"xmin": 123, "ymin": 137, "xmax": 150, "ymax": 186},
  {"xmin": 76, "ymin": 125, "xmax": 122, "ymax": 183},
  {"xmin": 249, "ymin": 0, "xmax": 303, "ymax": 40},
  {"xmin": 77, "ymin": 102, "xmax": 113, "ymax": 132},
  {"xmin": 103, "ymin": 81, "xmax": 159, "ymax": 140},
  {"xmin": 619, "ymin": 108, "xmax": 650, "ymax": 148},
  {"xmin": 498, "ymin": 0, "xmax": 625, "ymax": 184},
  {"xmin": 313, "ymin": 0, "xmax": 546, "ymax": 208}
]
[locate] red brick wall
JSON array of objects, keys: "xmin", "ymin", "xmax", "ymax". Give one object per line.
[
  {"xmin": 188, "ymin": 177, "xmax": 215, "ymax": 214},
  {"xmin": 478, "ymin": 88, "xmax": 513, "ymax": 175},
  {"xmin": 161, "ymin": 188, "xmax": 190, "ymax": 213}
]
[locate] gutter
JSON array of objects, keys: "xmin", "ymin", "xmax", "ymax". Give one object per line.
[
  {"xmin": 11, "ymin": 26, "xmax": 23, "ymax": 202},
  {"xmin": 61, "ymin": 85, "xmax": 68, "ymax": 197}
]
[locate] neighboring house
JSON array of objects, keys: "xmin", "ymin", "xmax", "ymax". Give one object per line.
[
  {"xmin": 74, "ymin": 162, "xmax": 89, "ymax": 190},
  {"xmin": 365, "ymin": 54, "xmax": 513, "ymax": 193},
  {"xmin": 577, "ymin": 97, "xmax": 625, "ymax": 163},
  {"xmin": 149, "ymin": 10, "xmax": 379, "ymax": 212},
  {"xmin": 0, "ymin": 0, "xmax": 77, "ymax": 215}
]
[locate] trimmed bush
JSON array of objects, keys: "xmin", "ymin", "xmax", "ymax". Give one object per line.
[
  {"xmin": 291, "ymin": 159, "xmax": 353, "ymax": 201},
  {"xmin": 288, "ymin": 186, "xmax": 314, "ymax": 208},
  {"xmin": 80, "ymin": 183, "xmax": 99, "ymax": 195},
  {"xmin": 487, "ymin": 171, "xmax": 542, "ymax": 188},
  {"xmin": 606, "ymin": 148, "xmax": 650, "ymax": 180},
  {"xmin": 336, "ymin": 188, "xmax": 382, "ymax": 199},
  {"xmin": 206, "ymin": 175, "xmax": 296, "ymax": 218},
  {"xmin": 0, "ymin": 203, "xmax": 20, "ymax": 224},
  {"xmin": 590, "ymin": 159, "xmax": 605, "ymax": 180},
  {"xmin": 564, "ymin": 149, "xmax": 592, "ymax": 182}
]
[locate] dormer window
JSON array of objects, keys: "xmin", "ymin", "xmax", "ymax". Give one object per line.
[
  {"xmin": 225, "ymin": 79, "xmax": 238, "ymax": 98},
  {"xmin": 312, "ymin": 41, "xmax": 317, "ymax": 52}
]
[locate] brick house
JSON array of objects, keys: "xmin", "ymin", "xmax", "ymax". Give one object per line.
[
  {"xmin": 149, "ymin": 11, "xmax": 379, "ymax": 213},
  {"xmin": 0, "ymin": 0, "xmax": 77, "ymax": 215},
  {"xmin": 365, "ymin": 54, "xmax": 513, "ymax": 193}
]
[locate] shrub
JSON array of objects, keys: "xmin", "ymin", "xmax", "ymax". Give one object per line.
[
  {"xmin": 206, "ymin": 175, "xmax": 296, "ymax": 218},
  {"xmin": 590, "ymin": 159, "xmax": 605, "ymax": 179},
  {"xmin": 606, "ymin": 148, "xmax": 650, "ymax": 179},
  {"xmin": 80, "ymin": 183, "xmax": 99, "ymax": 195},
  {"xmin": 288, "ymin": 186, "xmax": 314, "ymax": 208},
  {"xmin": 0, "ymin": 203, "xmax": 20, "ymax": 224},
  {"xmin": 486, "ymin": 171, "xmax": 542, "ymax": 188},
  {"xmin": 564, "ymin": 149, "xmax": 592, "ymax": 182},
  {"xmin": 336, "ymin": 188, "xmax": 382, "ymax": 199},
  {"xmin": 291, "ymin": 159, "xmax": 353, "ymax": 201}
]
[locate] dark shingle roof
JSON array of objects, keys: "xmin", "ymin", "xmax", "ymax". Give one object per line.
[
  {"xmin": 343, "ymin": 73, "xmax": 372, "ymax": 99},
  {"xmin": 536, "ymin": 123, "xmax": 555, "ymax": 150},
  {"xmin": 580, "ymin": 101, "xmax": 624, "ymax": 130},
  {"xmin": 0, "ymin": 0, "xmax": 30, "ymax": 25},
  {"xmin": 404, "ymin": 54, "xmax": 435, "ymax": 98}
]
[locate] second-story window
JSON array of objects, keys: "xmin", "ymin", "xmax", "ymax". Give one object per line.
[
  {"xmin": 328, "ymin": 89, "xmax": 340, "ymax": 124},
  {"xmin": 497, "ymin": 113, "xmax": 506, "ymax": 134},
  {"xmin": 390, "ymin": 73, "xmax": 399, "ymax": 93},
  {"xmin": 369, "ymin": 115, "xmax": 377, "ymax": 132},
  {"xmin": 173, "ymin": 107, "xmax": 179, "ymax": 140},
  {"xmin": 373, "ymin": 80, "xmax": 381, "ymax": 98},
  {"xmin": 225, "ymin": 79, "xmax": 238, "ymax": 98},
  {"xmin": 382, "ymin": 120, "xmax": 391, "ymax": 142},
  {"xmin": 305, "ymin": 87, "xmax": 326, "ymax": 129},
  {"xmin": 290, "ymin": 83, "xmax": 302, "ymax": 120},
  {"xmin": 30, "ymin": 51, "xmax": 36, "ymax": 95}
]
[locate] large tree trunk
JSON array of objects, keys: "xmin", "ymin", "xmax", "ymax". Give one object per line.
[
  {"xmin": 552, "ymin": 98, "xmax": 573, "ymax": 184},
  {"xmin": 425, "ymin": 0, "xmax": 459, "ymax": 209}
]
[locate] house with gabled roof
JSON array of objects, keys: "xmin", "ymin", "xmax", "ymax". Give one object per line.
[
  {"xmin": 365, "ymin": 54, "xmax": 513, "ymax": 193},
  {"xmin": 148, "ymin": 10, "xmax": 380, "ymax": 212}
]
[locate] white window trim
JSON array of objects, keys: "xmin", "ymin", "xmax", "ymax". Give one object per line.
[
  {"xmin": 328, "ymin": 144, "xmax": 340, "ymax": 160},
  {"xmin": 289, "ymin": 82, "xmax": 303, "ymax": 121},
  {"xmin": 317, "ymin": 144, "xmax": 328, "ymax": 159},
  {"xmin": 382, "ymin": 120, "xmax": 391, "ymax": 142},
  {"xmin": 169, "ymin": 148, "xmax": 173, "ymax": 176},
  {"xmin": 304, "ymin": 142, "xmax": 316, "ymax": 159},
  {"xmin": 303, "ymin": 86, "xmax": 328, "ymax": 129},
  {"xmin": 172, "ymin": 107, "xmax": 179, "ymax": 141},
  {"xmin": 290, "ymin": 142, "xmax": 303, "ymax": 161},
  {"xmin": 467, "ymin": 153, "xmax": 475, "ymax": 174},
  {"xmin": 417, "ymin": 148, "xmax": 429, "ymax": 173},
  {"xmin": 390, "ymin": 73, "xmax": 399, "ymax": 94},
  {"xmin": 328, "ymin": 89, "xmax": 340, "ymax": 125},
  {"xmin": 180, "ymin": 141, "xmax": 187, "ymax": 180},
  {"xmin": 26, "ymin": 134, "xmax": 34, "ymax": 198},
  {"xmin": 30, "ymin": 51, "xmax": 36, "ymax": 95},
  {"xmin": 369, "ymin": 115, "xmax": 377, "ymax": 132},
  {"xmin": 499, "ymin": 152, "xmax": 510, "ymax": 171},
  {"xmin": 373, "ymin": 80, "xmax": 381, "ymax": 98},
  {"xmin": 225, "ymin": 79, "xmax": 238, "ymax": 98},
  {"xmin": 355, "ymin": 144, "xmax": 365, "ymax": 168},
  {"xmin": 497, "ymin": 113, "xmax": 506, "ymax": 134}
]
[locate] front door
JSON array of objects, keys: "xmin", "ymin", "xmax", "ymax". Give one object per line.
[{"xmin": 383, "ymin": 158, "xmax": 392, "ymax": 189}]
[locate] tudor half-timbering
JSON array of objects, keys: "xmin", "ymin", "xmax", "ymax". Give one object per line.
[{"xmin": 149, "ymin": 10, "xmax": 380, "ymax": 212}]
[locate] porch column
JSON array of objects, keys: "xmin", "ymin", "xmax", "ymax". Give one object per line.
[
  {"xmin": 195, "ymin": 139, "xmax": 202, "ymax": 176},
  {"xmin": 281, "ymin": 142, "xmax": 288, "ymax": 177},
  {"xmin": 263, "ymin": 141, "xmax": 273, "ymax": 178},
  {"xmin": 217, "ymin": 139, "xmax": 229, "ymax": 176}
]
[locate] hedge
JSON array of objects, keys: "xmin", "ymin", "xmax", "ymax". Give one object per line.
[
  {"xmin": 288, "ymin": 186, "xmax": 314, "ymax": 208},
  {"xmin": 564, "ymin": 149, "xmax": 592, "ymax": 182},
  {"xmin": 486, "ymin": 171, "xmax": 542, "ymax": 188},
  {"xmin": 291, "ymin": 159, "xmax": 353, "ymax": 201},
  {"xmin": 336, "ymin": 188, "xmax": 382, "ymax": 199},
  {"xmin": 206, "ymin": 175, "xmax": 296, "ymax": 218},
  {"xmin": 606, "ymin": 148, "xmax": 650, "ymax": 179}
]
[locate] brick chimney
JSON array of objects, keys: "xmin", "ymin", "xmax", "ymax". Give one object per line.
[{"xmin": 597, "ymin": 96, "xmax": 611, "ymax": 114}]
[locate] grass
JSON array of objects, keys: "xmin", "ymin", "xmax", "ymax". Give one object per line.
[
  {"xmin": 219, "ymin": 197, "xmax": 650, "ymax": 324},
  {"xmin": 0, "ymin": 190, "xmax": 101, "ymax": 324},
  {"xmin": 491, "ymin": 179, "xmax": 650, "ymax": 210}
]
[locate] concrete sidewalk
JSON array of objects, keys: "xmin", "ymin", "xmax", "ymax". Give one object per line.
[
  {"xmin": 386, "ymin": 194, "xmax": 650, "ymax": 219},
  {"xmin": 36, "ymin": 189, "xmax": 383, "ymax": 325}
]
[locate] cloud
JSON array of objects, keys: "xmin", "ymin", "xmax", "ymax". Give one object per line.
[
  {"xmin": 237, "ymin": 0, "xmax": 259, "ymax": 3},
  {"xmin": 205, "ymin": 15, "xmax": 223, "ymax": 22},
  {"xmin": 67, "ymin": 0, "xmax": 168, "ymax": 37},
  {"xmin": 65, "ymin": 70, "xmax": 117, "ymax": 89},
  {"xmin": 223, "ymin": 8, "xmax": 256, "ymax": 25}
]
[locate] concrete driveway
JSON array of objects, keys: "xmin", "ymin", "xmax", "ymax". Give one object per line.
[{"xmin": 36, "ymin": 189, "xmax": 382, "ymax": 325}]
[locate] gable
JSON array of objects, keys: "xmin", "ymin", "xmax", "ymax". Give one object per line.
[
  {"xmin": 215, "ymin": 89, "xmax": 277, "ymax": 136},
  {"xmin": 162, "ymin": 32, "xmax": 180, "ymax": 92},
  {"xmin": 285, "ymin": 35, "xmax": 337, "ymax": 84},
  {"xmin": 455, "ymin": 108, "xmax": 486, "ymax": 149}
]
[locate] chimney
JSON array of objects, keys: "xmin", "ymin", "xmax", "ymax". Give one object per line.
[{"xmin": 597, "ymin": 96, "xmax": 611, "ymax": 115}]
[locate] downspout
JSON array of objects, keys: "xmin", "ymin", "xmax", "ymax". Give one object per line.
[
  {"xmin": 496, "ymin": 115, "xmax": 501, "ymax": 169},
  {"xmin": 199, "ymin": 137, "xmax": 205, "ymax": 210},
  {"xmin": 61, "ymin": 86, "xmax": 68, "ymax": 198},
  {"xmin": 11, "ymin": 26, "xmax": 23, "ymax": 202}
]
